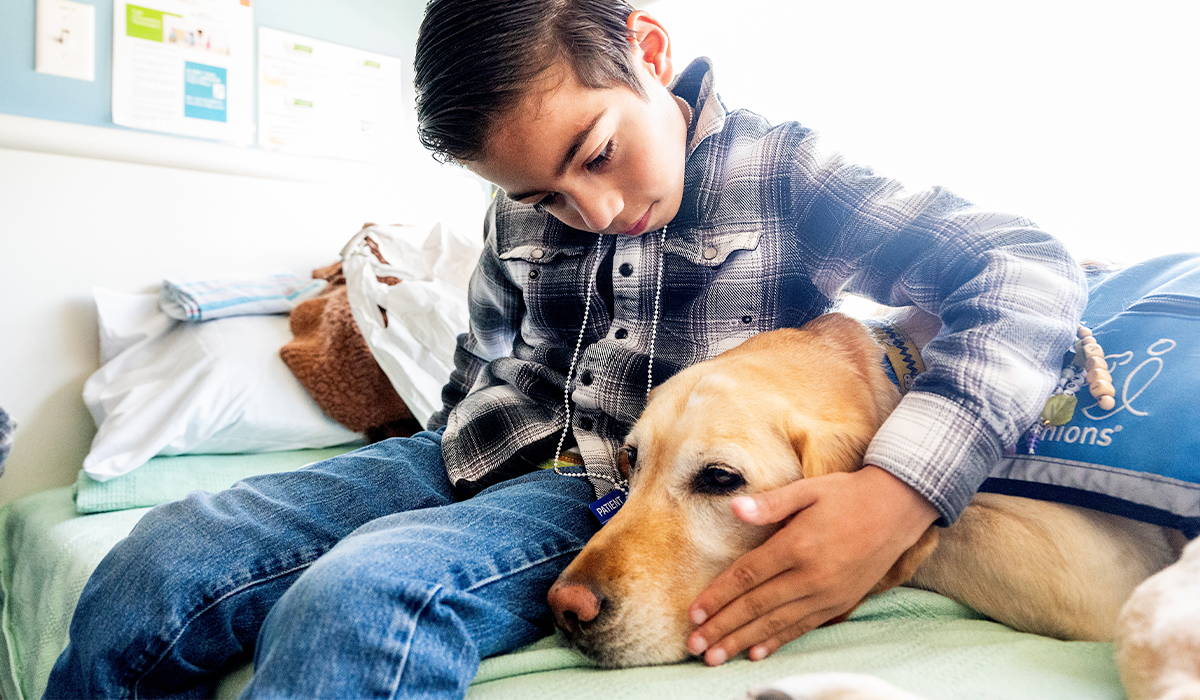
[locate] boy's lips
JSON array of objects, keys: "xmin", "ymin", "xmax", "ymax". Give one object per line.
[{"xmin": 619, "ymin": 207, "xmax": 652, "ymax": 236}]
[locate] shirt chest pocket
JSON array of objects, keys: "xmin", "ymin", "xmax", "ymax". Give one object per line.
[
  {"xmin": 499, "ymin": 242, "xmax": 591, "ymax": 292},
  {"xmin": 662, "ymin": 225, "xmax": 776, "ymax": 355},
  {"xmin": 667, "ymin": 226, "xmax": 762, "ymax": 268}
]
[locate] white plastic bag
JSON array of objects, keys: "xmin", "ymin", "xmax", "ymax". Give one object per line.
[{"xmin": 341, "ymin": 223, "xmax": 482, "ymax": 425}]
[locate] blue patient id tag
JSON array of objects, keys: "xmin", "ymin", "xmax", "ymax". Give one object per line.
[{"xmin": 589, "ymin": 490, "xmax": 626, "ymax": 525}]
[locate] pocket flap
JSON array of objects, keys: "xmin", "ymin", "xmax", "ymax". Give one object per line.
[
  {"xmin": 667, "ymin": 225, "xmax": 762, "ymax": 267},
  {"xmin": 498, "ymin": 243, "xmax": 588, "ymax": 264}
]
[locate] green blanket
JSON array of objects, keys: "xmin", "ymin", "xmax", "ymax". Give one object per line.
[
  {"xmin": 464, "ymin": 594, "xmax": 1123, "ymax": 700},
  {"xmin": 0, "ymin": 488, "xmax": 151, "ymax": 700},
  {"xmin": 74, "ymin": 445, "xmax": 360, "ymax": 514},
  {"xmin": 4, "ymin": 485, "xmax": 1127, "ymax": 700}
]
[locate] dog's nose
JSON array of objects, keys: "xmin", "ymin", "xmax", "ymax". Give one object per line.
[{"xmin": 548, "ymin": 579, "xmax": 605, "ymax": 635}]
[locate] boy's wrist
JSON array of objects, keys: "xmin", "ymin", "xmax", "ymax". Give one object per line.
[
  {"xmin": 857, "ymin": 465, "xmax": 940, "ymax": 534},
  {"xmin": 863, "ymin": 391, "xmax": 1005, "ymax": 525}
]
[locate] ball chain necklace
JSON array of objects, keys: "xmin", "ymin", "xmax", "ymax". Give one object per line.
[
  {"xmin": 553, "ymin": 225, "xmax": 667, "ymax": 493},
  {"xmin": 1025, "ymin": 324, "xmax": 1116, "ymax": 453}
]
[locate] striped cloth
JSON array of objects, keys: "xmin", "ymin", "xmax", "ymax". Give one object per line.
[
  {"xmin": 864, "ymin": 320, "xmax": 927, "ymax": 395},
  {"xmin": 0, "ymin": 406, "xmax": 14, "ymax": 475},
  {"xmin": 158, "ymin": 274, "xmax": 328, "ymax": 322}
]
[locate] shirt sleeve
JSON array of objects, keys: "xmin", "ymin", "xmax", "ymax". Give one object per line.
[
  {"xmin": 787, "ymin": 129, "xmax": 1089, "ymax": 524},
  {"xmin": 426, "ymin": 200, "xmax": 524, "ymax": 431}
]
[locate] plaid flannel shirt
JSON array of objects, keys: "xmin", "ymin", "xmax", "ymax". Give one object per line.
[
  {"xmin": 429, "ymin": 58, "xmax": 1088, "ymax": 524},
  {"xmin": 0, "ymin": 406, "xmax": 14, "ymax": 476}
]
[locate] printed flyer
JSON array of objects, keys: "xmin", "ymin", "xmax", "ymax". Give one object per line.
[
  {"xmin": 258, "ymin": 27, "xmax": 405, "ymax": 162},
  {"xmin": 112, "ymin": 0, "xmax": 254, "ymax": 144}
]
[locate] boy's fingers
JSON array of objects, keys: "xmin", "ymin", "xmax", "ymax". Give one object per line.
[
  {"xmin": 745, "ymin": 609, "xmax": 845, "ymax": 663},
  {"xmin": 688, "ymin": 569, "xmax": 810, "ymax": 655},
  {"xmin": 731, "ymin": 479, "xmax": 819, "ymax": 525},
  {"xmin": 687, "ymin": 532, "xmax": 796, "ymax": 627},
  {"xmin": 699, "ymin": 599, "xmax": 844, "ymax": 666}
]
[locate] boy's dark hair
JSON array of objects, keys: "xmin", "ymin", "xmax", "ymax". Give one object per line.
[{"xmin": 414, "ymin": 0, "xmax": 646, "ymax": 164}]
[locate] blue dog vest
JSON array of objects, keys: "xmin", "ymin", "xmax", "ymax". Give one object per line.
[{"xmin": 979, "ymin": 253, "xmax": 1200, "ymax": 538}]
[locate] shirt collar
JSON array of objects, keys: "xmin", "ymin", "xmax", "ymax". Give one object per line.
[{"xmin": 669, "ymin": 57, "xmax": 725, "ymax": 160}]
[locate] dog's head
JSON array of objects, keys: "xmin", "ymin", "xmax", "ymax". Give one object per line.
[{"xmin": 548, "ymin": 313, "xmax": 902, "ymax": 667}]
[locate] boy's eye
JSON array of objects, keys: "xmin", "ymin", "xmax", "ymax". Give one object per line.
[{"xmin": 585, "ymin": 141, "xmax": 615, "ymax": 173}]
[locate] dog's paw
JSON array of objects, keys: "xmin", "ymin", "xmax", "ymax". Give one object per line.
[
  {"xmin": 734, "ymin": 672, "xmax": 928, "ymax": 700},
  {"xmin": 1116, "ymin": 537, "xmax": 1200, "ymax": 700}
]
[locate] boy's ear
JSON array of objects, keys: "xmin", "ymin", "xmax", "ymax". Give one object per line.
[{"xmin": 626, "ymin": 10, "xmax": 673, "ymax": 86}]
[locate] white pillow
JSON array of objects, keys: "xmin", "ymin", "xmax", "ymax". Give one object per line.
[{"xmin": 83, "ymin": 289, "xmax": 362, "ymax": 481}]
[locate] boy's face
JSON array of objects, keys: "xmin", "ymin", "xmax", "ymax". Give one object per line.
[{"xmin": 468, "ymin": 56, "xmax": 690, "ymax": 237}]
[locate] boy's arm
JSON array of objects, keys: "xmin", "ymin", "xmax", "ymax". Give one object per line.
[
  {"xmin": 688, "ymin": 129, "xmax": 1088, "ymax": 664},
  {"xmin": 786, "ymin": 134, "xmax": 1088, "ymax": 523},
  {"xmin": 427, "ymin": 201, "xmax": 523, "ymax": 430}
]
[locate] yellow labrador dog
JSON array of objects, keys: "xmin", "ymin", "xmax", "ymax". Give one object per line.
[{"xmin": 548, "ymin": 312, "xmax": 1198, "ymax": 700}]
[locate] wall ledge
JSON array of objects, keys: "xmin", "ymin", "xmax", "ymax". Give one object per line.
[{"xmin": 0, "ymin": 113, "xmax": 405, "ymax": 184}]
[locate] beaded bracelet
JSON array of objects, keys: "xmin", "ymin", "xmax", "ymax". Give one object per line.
[{"xmin": 1025, "ymin": 325, "xmax": 1115, "ymax": 453}]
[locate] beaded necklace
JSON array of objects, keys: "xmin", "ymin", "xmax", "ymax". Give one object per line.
[
  {"xmin": 552, "ymin": 225, "xmax": 668, "ymax": 492},
  {"xmin": 1025, "ymin": 324, "xmax": 1116, "ymax": 453}
]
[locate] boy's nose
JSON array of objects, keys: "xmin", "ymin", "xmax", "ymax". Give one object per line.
[{"xmin": 573, "ymin": 192, "xmax": 622, "ymax": 233}]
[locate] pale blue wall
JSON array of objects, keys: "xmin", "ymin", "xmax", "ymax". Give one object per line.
[{"xmin": 0, "ymin": 0, "xmax": 423, "ymax": 130}]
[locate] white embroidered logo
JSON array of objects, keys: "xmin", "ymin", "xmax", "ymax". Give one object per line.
[
  {"xmin": 1042, "ymin": 337, "xmax": 1176, "ymax": 448},
  {"xmin": 1083, "ymin": 338, "xmax": 1175, "ymax": 420}
]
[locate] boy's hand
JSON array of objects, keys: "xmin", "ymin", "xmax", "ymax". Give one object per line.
[{"xmin": 686, "ymin": 465, "xmax": 939, "ymax": 665}]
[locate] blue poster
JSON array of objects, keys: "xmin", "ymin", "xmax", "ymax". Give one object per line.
[{"xmin": 183, "ymin": 61, "xmax": 227, "ymax": 122}]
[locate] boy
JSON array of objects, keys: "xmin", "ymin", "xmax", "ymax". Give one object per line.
[{"xmin": 45, "ymin": 0, "xmax": 1086, "ymax": 697}]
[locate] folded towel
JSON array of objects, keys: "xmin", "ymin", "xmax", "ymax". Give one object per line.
[
  {"xmin": 159, "ymin": 274, "xmax": 328, "ymax": 322},
  {"xmin": 0, "ymin": 406, "xmax": 14, "ymax": 475}
]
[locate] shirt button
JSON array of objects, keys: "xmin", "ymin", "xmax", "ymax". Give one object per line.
[
  {"xmin": 579, "ymin": 416, "xmax": 594, "ymax": 431},
  {"xmin": 528, "ymin": 269, "xmax": 540, "ymax": 280},
  {"xmin": 619, "ymin": 262, "xmax": 634, "ymax": 277},
  {"xmin": 531, "ymin": 248, "xmax": 545, "ymax": 259},
  {"xmin": 703, "ymin": 247, "xmax": 718, "ymax": 260},
  {"xmin": 741, "ymin": 315, "xmax": 753, "ymax": 324},
  {"xmin": 614, "ymin": 328, "xmax": 628, "ymax": 340},
  {"xmin": 580, "ymin": 370, "xmax": 594, "ymax": 386}
]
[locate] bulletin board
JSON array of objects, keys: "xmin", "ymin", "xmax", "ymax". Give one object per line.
[{"xmin": 0, "ymin": 0, "xmax": 418, "ymax": 157}]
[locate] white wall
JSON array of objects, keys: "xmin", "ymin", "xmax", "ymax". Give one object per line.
[
  {"xmin": 653, "ymin": 0, "xmax": 1199, "ymax": 263},
  {"xmin": 0, "ymin": 118, "xmax": 487, "ymax": 506},
  {"xmin": 6, "ymin": 0, "xmax": 1196, "ymax": 506}
]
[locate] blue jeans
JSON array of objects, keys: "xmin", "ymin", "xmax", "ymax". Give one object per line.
[{"xmin": 44, "ymin": 430, "xmax": 600, "ymax": 699}]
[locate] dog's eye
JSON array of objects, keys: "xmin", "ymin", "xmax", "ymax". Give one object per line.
[
  {"xmin": 693, "ymin": 465, "xmax": 746, "ymax": 495},
  {"xmin": 618, "ymin": 445, "xmax": 638, "ymax": 478}
]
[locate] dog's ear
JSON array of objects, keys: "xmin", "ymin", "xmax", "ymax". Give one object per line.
[
  {"xmin": 785, "ymin": 316, "xmax": 889, "ymax": 479},
  {"xmin": 789, "ymin": 424, "xmax": 873, "ymax": 479},
  {"xmin": 799, "ymin": 312, "xmax": 864, "ymax": 335},
  {"xmin": 802, "ymin": 312, "xmax": 901, "ymax": 428},
  {"xmin": 801, "ymin": 313, "xmax": 886, "ymax": 363}
]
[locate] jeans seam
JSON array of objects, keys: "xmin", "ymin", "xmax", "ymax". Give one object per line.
[
  {"xmin": 464, "ymin": 546, "xmax": 585, "ymax": 593},
  {"xmin": 130, "ymin": 558, "xmax": 319, "ymax": 700},
  {"xmin": 379, "ymin": 548, "xmax": 584, "ymax": 698},
  {"xmin": 386, "ymin": 584, "xmax": 443, "ymax": 700}
]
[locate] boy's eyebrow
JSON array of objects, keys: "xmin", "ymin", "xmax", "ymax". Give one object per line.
[
  {"xmin": 506, "ymin": 110, "xmax": 607, "ymax": 202},
  {"xmin": 555, "ymin": 110, "xmax": 606, "ymax": 178}
]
